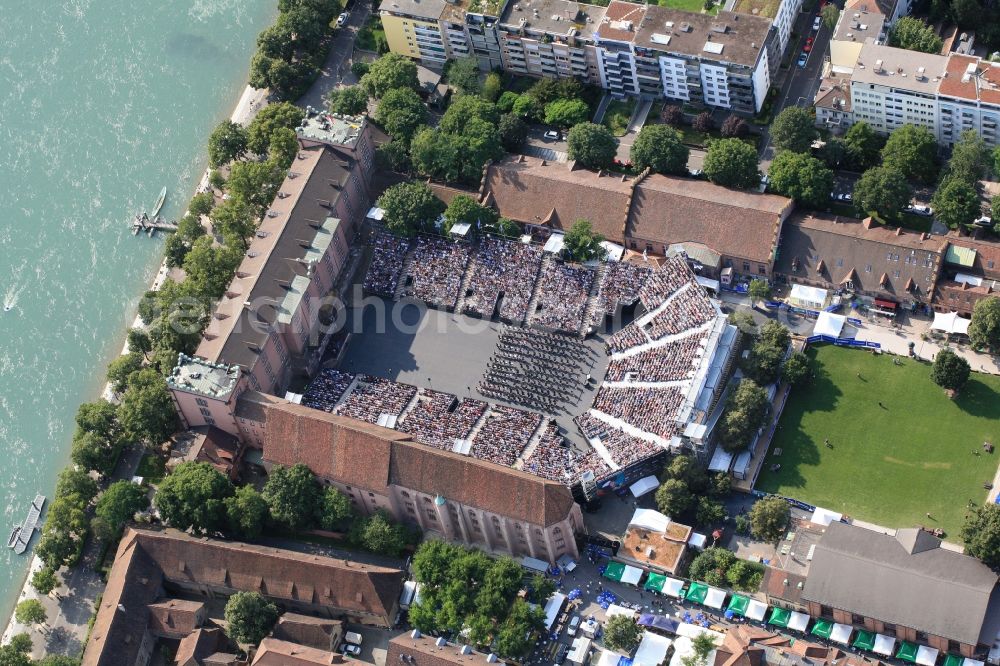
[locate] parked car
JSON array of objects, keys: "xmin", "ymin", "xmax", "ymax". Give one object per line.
[
  {"xmin": 975, "ymin": 215, "xmax": 994, "ymax": 227},
  {"xmin": 797, "ymin": 53, "xmax": 808, "ymax": 67},
  {"xmin": 834, "ymin": 192, "xmax": 852, "ymax": 202},
  {"xmin": 803, "ymin": 41, "xmax": 812, "ymax": 52},
  {"xmin": 345, "ymin": 632, "xmax": 364, "ymax": 645},
  {"xmin": 543, "ymin": 130, "xmax": 560, "ymax": 140},
  {"xmin": 688, "ymin": 168, "xmax": 704, "ymax": 178},
  {"xmin": 813, "ymin": 15, "xmax": 822, "ymax": 30},
  {"xmin": 555, "ymin": 644, "xmax": 571, "ymax": 664},
  {"xmin": 337, "ymin": 11, "xmax": 350, "ymax": 26},
  {"xmin": 567, "ymin": 615, "xmax": 581, "ymax": 637},
  {"xmin": 343, "ymin": 644, "xmax": 362, "ymax": 656},
  {"xmin": 906, "ymin": 204, "xmax": 934, "ymax": 217}
]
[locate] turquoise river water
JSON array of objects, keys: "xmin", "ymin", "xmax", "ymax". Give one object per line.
[{"xmin": 0, "ymin": 0, "xmax": 276, "ymax": 615}]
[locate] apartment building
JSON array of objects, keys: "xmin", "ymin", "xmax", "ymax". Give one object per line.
[
  {"xmin": 816, "ymin": 43, "xmax": 1000, "ymax": 147},
  {"xmin": 934, "ymin": 238, "xmax": 1000, "ymax": 316},
  {"xmin": 379, "ymin": 0, "xmax": 507, "ymax": 69},
  {"xmin": 497, "ymin": 0, "xmax": 605, "ymax": 85},
  {"xmin": 828, "ymin": 8, "xmax": 884, "ymax": 75}
]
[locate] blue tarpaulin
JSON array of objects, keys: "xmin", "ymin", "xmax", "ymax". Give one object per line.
[{"xmin": 637, "ymin": 613, "xmax": 680, "ymax": 634}]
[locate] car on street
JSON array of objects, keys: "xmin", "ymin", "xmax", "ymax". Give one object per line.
[
  {"xmin": 975, "ymin": 215, "xmax": 994, "ymax": 227},
  {"xmin": 833, "ymin": 192, "xmax": 852, "ymax": 202},
  {"xmin": 567, "ymin": 615, "xmax": 581, "ymax": 636},
  {"xmin": 343, "ymin": 644, "xmax": 362, "ymax": 656},
  {"xmin": 797, "ymin": 53, "xmax": 808, "ymax": 67},
  {"xmin": 337, "ymin": 11, "xmax": 350, "ymax": 26},
  {"xmin": 906, "ymin": 204, "xmax": 934, "ymax": 217},
  {"xmin": 543, "ymin": 130, "xmax": 561, "ymax": 141},
  {"xmin": 813, "ymin": 15, "xmax": 822, "ymax": 30},
  {"xmin": 688, "ymin": 168, "xmax": 704, "ymax": 178},
  {"xmin": 803, "ymin": 42, "xmax": 812, "ymax": 52}
]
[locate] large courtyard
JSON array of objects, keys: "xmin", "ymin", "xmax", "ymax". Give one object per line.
[{"xmin": 756, "ymin": 344, "xmax": 1000, "ymax": 540}]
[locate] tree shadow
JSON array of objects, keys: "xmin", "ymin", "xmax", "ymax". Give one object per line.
[
  {"xmin": 954, "ymin": 377, "xmax": 1000, "ymax": 419},
  {"xmin": 44, "ymin": 625, "xmax": 82, "ymax": 658}
]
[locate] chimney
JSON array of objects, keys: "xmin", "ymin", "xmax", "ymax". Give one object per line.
[{"xmin": 862, "ymin": 216, "xmax": 876, "ymax": 229}]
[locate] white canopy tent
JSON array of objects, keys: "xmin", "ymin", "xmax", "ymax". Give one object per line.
[
  {"xmin": 635, "ymin": 632, "xmax": 673, "ymax": 666},
  {"xmin": 621, "ymin": 565, "xmax": 643, "ymax": 586},
  {"xmin": 704, "ymin": 587, "xmax": 727, "ymax": 609},
  {"xmin": 630, "ymin": 508, "xmax": 670, "ymax": 533},
  {"xmin": 544, "ymin": 232, "xmax": 565, "ymax": 254},
  {"xmin": 568, "ymin": 637, "xmax": 593, "ymax": 664},
  {"xmin": 931, "ymin": 311, "xmax": 971, "ymax": 335},
  {"xmin": 745, "ymin": 599, "xmax": 768, "ymax": 621},
  {"xmin": 675, "ymin": 624, "xmax": 724, "ymax": 641},
  {"xmin": 873, "ymin": 634, "xmax": 896, "ymax": 656},
  {"xmin": 810, "ymin": 507, "xmax": 843, "ymax": 527},
  {"xmin": 964, "ymin": 659, "xmax": 985, "ymax": 666},
  {"xmin": 814, "ymin": 311, "xmax": 846, "ymax": 338},
  {"xmin": 916, "ymin": 646, "xmax": 939, "ymax": 666},
  {"xmin": 688, "ymin": 533, "xmax": 707, "ymax": 550},
  {"xmin": 597, "ymin": 651, "xmax": 622, "ymax": 666},
  {"xmin": 600, "ymin": 240, "xmax": 626, "ymax": 262},
  {"xmin": 662, "ymin": 577, "xmax": 685, "ymax": 598},
  {"xmin": 787, "ymin": 612, "xmax": 810, "ymax": 632},
  {"xmin": 790, "ymin": 284, "xmax": 828, "ymax": 309},
  {"xmin": 606, "ymin": 604, "xmax": 638, "ymax": 619},
  {"xmin": 366, "ymin": 206, "xmax": 385, "ymax": 221},
  {"xmin": 708, "ymin": 447, "xmax": 734, "ymax": 473},
  {"xmin": 629, "ymin": 476, "xmax": 659, "ymax": 498},
  {"xmin": 542, "ymin": 592, "xmax": 567, "ymax": 630},
  {"xmin": 830, "ymin": 623, "xmax": 853, "ymax": 645}
]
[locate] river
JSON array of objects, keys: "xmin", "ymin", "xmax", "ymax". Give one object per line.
[{"xmin": 0, "ymin": 0, "xmax": 277, "ymax": 616}]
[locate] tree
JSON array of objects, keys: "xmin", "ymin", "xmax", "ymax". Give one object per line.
[
  {"xmin": 963, "ymin": 504, "xmax": 1000, "ymax": 568},
  {"xmin": 71, "ymin": 431, "xmax": 113, "ymax": 475},
  {"xmin": 127, "ymin": 328, "xmax": 153, "ymax": 359},
  {"xmin": 661, "ymin": 105, "xmax": 683, "ymax": 126},
  {"xmin": 319, "ymin": 487, "xmax": 354, "ymax": 531},
  {"xmin": 566, "ymin": 122, "xmax": 618, "ymax": 171},
  {"xmin": 781, "ymin": 351, "xmax": 811, "ymax": 385},
  {"xmin": 499, "ymin": 113, "xmax": 528, "ymax": 151},
  {"xmin": 889, "ymin": 16, "xmax": 944, "ymax": 54},
  {"xmin": 528, "ymin": 573, "xmax": 556, "ymax": 604},
  {"xmin": 771, "ymin": 107, "xmax": 816, "ymax": 154},
  {"xmin": 497, "ymin": 91, "xmax": 520, "ymax": 114},
  {"xmin": 0, "ymin": 646, "xmax": 31, "ymax": 666},
  {"xmin": 993, "ymin": 194, "xmax": 1000, "ymax": 222},
  {"xmin": 655, "ymin": 478, "xmax": 695, "ymax": 518},
  {"xmin": 691, "ymin": 112, "xmax": 714, "ymax": 133},
  {"xmin": 970, "ymin": 297, "xmax": 1000, "ymax": 351},
  {"xmin": 209, "ymin": 197, "xmax": 257, "ymax": 247},
  {"xmin": 226, "ymin": 159, "xmax": 284, "ymax": 214},
  {"xmin": 759, "ymin": 320, "xmax": 791, "ymax": 349},
  {"xmin": 931, "ymin": 348, "xmax": 971, "ymax": 392},
  {"xmin": 853, "ymin": 166, "xmax": 912, "ymax": 220},
  {"xmin": 749, "ymin": 496, "xmax": 790, "ymax": 542},
  {"xmin": 246, "ymin": 101, "xmax": 306, "ymax": 154},
  {"xmin": 448, "ymin": 58, "xmax": 482, "ymax": 94},
  {"xmin": 881, "ymin": 124, "xmax": 938, "ymax": 183},
  {"xmin": 7, "ymin": 635, "xmax": 31, "ymax": 656},
  {"xmin": 263, "ymin": 463, "xmax": 323, "ymax": 531},
  {"xmin": 821, "ymin": 3, "xmax": 840, "ymax": 30},
  {"xmin": 36, "ymin": 657, "xmax": 79, "ymax": 666},
  {"xmin": 743, "ymin": 340, "xmax": 786, "ymax": 385},
  {"xmin": 512, "ymin": 94, "xmax": 542, "ymax": 121},
  {"xmin": 696, "ymin": 497, "xmax": 726, "ymax": 526},
  {"xmin": 106, "ymin": 351, "xmax": 144, "ymax": 394},
  {"xmin": 720, "ymin": 114, "xmax": 749, "ymax": 138},
  {"xmin": 353, "ymin": 511, "xmax": 410, "ymax": 555},
  {"xmin": 630, "ymin": 125, "xmax": 690, "ymax": 175},
  {"xmin": 31, "ymin": 567, "xmax": 59, "ymax": 596},
  {"xmin": 487, "ymin": 216, "xmax": 521, "ymax": 239},
  {"xmin": 747, "ymin": 279, "xmax": 771, "ymax": 309},
  {"xmin": 683, "ymin": 633, "xmax": 719, "ymax": 666},
  {"xmin": 225, "ymin": 485, "xmax": 269, "ymax": 539},
  {"xmin": 767, "ymin": 151, "xmax": 834, "ymax": 208},
  {"xmin": 268, "ymin": 126, "xmax": 300, "ymax": 170},
  {"xmin": 818, "ymin": 137, "xmax": 848, "ymax": 169},
  {"xmin": 495, "ymin": 599, "xmax": 545, "ymax": 658},
  {"xmin": 703, "ymin": 138, "xmax": 759, "ymax": 189},
  {"xmin": 207, "ymin": 120, "xmax": 248, "ymax": 168},
  {"xmin": 224, "ymin": 592, "xmax": 279, "ymax": 646},
  {"xmin": 55, "ymin": 467, "xmax": 98, "ymax": 504},
  {"xmin": 844, "ymin": 121, "xmax": 884, "ymax": 171},
  {"xmin": 94, "ymin": 480, "xmax": 149, "ymax": 538},
  {"xmin": 945, "ymin": 130, "xmax": 990, "ymax": 186},
  {"xmin": 153, "ymin": 461, "xmax": 232, "ymax": 533},
  {"xmin": 361, "ymin": 53, "xmax": 420, "ymax": 98},
  {"xmin": 563, "ymin": 219, "xmax": 608, "ymax": 262},
  {"xmin": 327, "ymin": 85, "xmax": 369, "ymax": 115},
  {"xmin": 374, "ymin": 87, "xmax": 427, "ymax": 144},
  {"xmin": 604, "ymin": 615, "xmax": 642, "ymax": 653},
  {"xmin": 444, "ymin": 195, "xmax": 498, "ymax": 234},
  {"xmin": 118, "ymin": 369, "xmax": 178, "ymax": 446},
  {"xmin": 952, "ymin": 0, "xmax": 982, "ymax": 26},
  {"xmin": 728, "ymin": 311, "xmax": 757, "ymax": 336},
  {"xmin": 717, "ymin": 379, "xmax": 770, "ymax": 452},
  {"xmin": 188, "ymin": 191, "xmax": 215, "ymax": 218},
  {"xmin": 483, "ymin": 72, "xmax": 502, "ymax": 102},
  {"xmin": 377, "ymin": 181, "xmax": 445, "ymax": 237},
  {"xmin": 933, "ymin": 177, "xmax": 981, "ymax": 228},
  {"xmin": 14, "ymin": 600, "xmax": 45, "ymax": 627},
  {"xmin": 544, "ymin": 98, "xmax": 590, "ymax": 130}
]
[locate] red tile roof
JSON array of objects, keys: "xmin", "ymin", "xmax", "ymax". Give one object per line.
[
  {"xmin": 387, "ymin": 632, "xmax": 496, "ymax": 666},
  {"xmin": 252, "ymin": 638, "xmax": 340, "ymax": 665},
  {"xmin": 146, "ymin": 598, "xmax": 205, "ymax": 638},
  {"xmin": 939, "ymin": 55, "xmax": 1000, "ymax": 106},
  {"xmin": 596, "ymin": 0, "xmax": 648, "ymax": 41}
]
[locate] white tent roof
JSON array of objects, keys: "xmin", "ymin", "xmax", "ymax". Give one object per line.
[
  {"xmin": 696, "ymin": 275, "xmax": 721, "ymax": 293},
  {"xmin": 830, "ymin": 623, "xmax": 853, "ymax": 645},
  {"xmin": 787, "ymin": 612, "xmax": 810, "ymax": 632},
  {"xmin": 635, "ymin": 632, "xmax": 673, "ymax": 666},
  {"xmin": 916, "ymin": 646, "xmax": 939, "ymax": 666},
  {"xmin": 601, "ymin": 240, "xmax": 626, "ymax": 262},
  {"xmin": 745, "ymin": 599, "xmax": 768, "ymax": 621},
  {"xmin": 544, "ymin": 232, "xmax": 565, "ymax": 254},
  {"xmin": 670, "ymin": 635, "xmax": 719, "ymax": 666},
  {"xmin": 810, "ymin": 506, "xmax": 843, "ymax": 527},
  {"xmin": 597, "ymin": 650, "xmax": 621, "ymax": 666},
  {"xmin": 708, "ymin": 447, "xmax": 734, "ymax": 473},
  {"xmin": 366, "ymin": 206, "xmax": 385, "ymax": 221},
  {"xmin": 630, "ymin": 476, "xmax": 659, "ymax": 498},
  {"xmin": 630, "ymin": 508, "xmax": 670, "ymax": 533},
  {"xmin": 675, "ymin": 624, "xmax": 724, "ymax": 640},
  {"xmin": 791, "ymin": 283, "xmax": 828, "ymax": 307},
  {"xmin": 606, "ymin": 604, "xmax": 637, "ymax": 619},
  {"xmin": 704, "ymin": 587, "xmax": 727, "ymax": 609},
  {"xmin": 621, "ymin": 565, "xmax": 643, "ymax": 586},
  {"xmin": 543, "ymin": 592, "xmax": 567, "ymax": 630},
  {"xmin": 873, "ymin": 634, "xmax": 896, "ymax": 656},
  {"xmin": 814, "ymin": 311, "xmax": 846, "ymax": 338},
  {"xmin": 568, "ymin": 637, "xmax": 593, "ymax": 664},
  {"xmin": 450, "ymin": 222, "xmax": 472, "ymax": 237},
  {"xmin": 662, "ymin": 577, "xmax": 685, "ymax": 598},
  {"xmin": 522, "ymin": 556, "xmax": 549, "ymax": 573},
  {"xmin": 964, "ymin": 659, "xmax": 985, "ymax": 666},
  {"xmin": 688, "ymin": 533, "xmax": 707, "ymax": 549},
  {"xmin": 932, "ymin": 311, "xmax": 971, "ymax": 335}
]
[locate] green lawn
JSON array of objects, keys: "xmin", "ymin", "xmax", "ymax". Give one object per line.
[
  {"xmin": 355, "ymin": 16, "xmax": 387, "ymax": 54},
  {"xmin": 659, "ymin": 0, "xmax": 721, "ymax": 12},
  {"xmin": 135, "ymin": 453, "xmax": 166, "ymax": 485},
  {"xmin": 602, "ymin": 98, "xmax": 637, "ymax": 137},
  {"xmin": 757, "ymin": 345, "xmax": 1000, "ymax": 541}
]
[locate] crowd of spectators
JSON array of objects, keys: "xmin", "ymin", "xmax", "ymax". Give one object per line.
[
  {"xmin": 592, "ymin": 261, "xmax": 653, "ymax": 322},
  {"xmin": 335, "ymin": 375, "xmax": 417, "ymax": 424},
  {"xmin": 400, "ymin": 236, "xmax": 473, "ymax": 310},
  {"xmin": 470, "ymin": 405, "xmax": 543, "ymax": 467},
  {"xmin": 591, "ymin": 386, "xmax": 684, "ymax": 440},
  {"xmin": 363, "ymin": 231, "xmax": 411, "ymax": 297},
  {"xmin": 605, "ymin": 335, "xmax": 702, "ymax": 383},
  {"xmin": 575, "ymin": 413, "xmax": 663, "ymax": 469},
  {"xmin": 301, "ymin": 368, "xmax": 355, "ymax": 412},
  {"xmin": 399, "ymin": 390, "xmax": 488, "ymax": 449},
  {"xmin": 638, "ymin": 256, "xmax": 692, "ymax": 309},
  {"xmin": 530, "ymin": 262, "xmax": 595, "ymax": 334},
  {"xmin": 463, "ymin": 237, "xmax": 543, "ymax": 323},
  {"xmin": 606, "ymin": 325, "xmax": 650, "ymax": 355},
  {"xmin": 645, "ymin": 285, "xmax": 716, "ymax": 340}
]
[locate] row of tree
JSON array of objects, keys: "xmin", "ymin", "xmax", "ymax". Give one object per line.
[
  {"xmin": 249, "ymin": 0, "xmax": 341, "ymax": 99},
  {"xmin": 655, "ymin": 455, "xmax": 730, "ymax": 527}
]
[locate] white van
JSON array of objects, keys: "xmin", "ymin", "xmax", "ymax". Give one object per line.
[{"xmin": 345, "ymin": 631, "xmax": 364, "ymax": 646}]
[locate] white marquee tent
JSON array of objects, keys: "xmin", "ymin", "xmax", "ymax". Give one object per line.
[
  {"xmin": 932, "ymin": 311, "xmax": 971, "ymax": 335},
  {"xmin": 630, "ymin": 476, "xmax": 659, "ymax": 498},
  {"xmin": 635, "ymin": 632, "xmax": 673, "ymax": 666},
  {"xmin": 630, "ymin": 508, "xmax": 670, "ymax": 533},
  {"xmin": 814, "ymin": 311, "xmax": 846, "ymax": 338}
]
